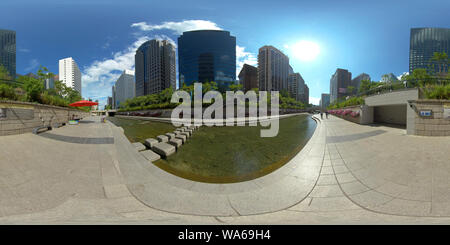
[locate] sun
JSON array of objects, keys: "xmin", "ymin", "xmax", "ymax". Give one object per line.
[{"xmin": 291, "ymin": 40, "xmax": 320, "ymax": 61}]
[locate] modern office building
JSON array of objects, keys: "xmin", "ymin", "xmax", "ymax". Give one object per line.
[
  {"xmin": 135, "ymin": 39, "xmax": 176, "ymax": 97},
  {"xmin": 178, "ymin": 30, "xmax": 236, "ymax": 90},
  {"xmin": 258, "ymin": 45, "xmax": 290, "ymax": 92},
  {"xmin": 302, "ymin": 84, "xmax": 309, "ymax": 105},
  {"xmin": 351, "ymin": 73, "xmax": 371, "ymax": 93},
  {"xmin": 58, "ymin": 57, "xmax": 82, "ymax": 95},
  {"xmin": 111, "ymin": 85, "xmax": 116, "ymax": 109},
  {"xmin": 288, "ymin": 72, "xmax": 305, "ymax": 101},
  {"xmin": 409, "ymin": 27, "xmax": 450, "ymax": 74},
  {"xmin": 330, "ymin": 68, "xmax": 352, "ymax": 103},
  {"xmin": 113, "ymin": 70, "xmax": 135, "ymax": 109},
  {"xmin": 107, "ymin": 96, "xmax": 113, "ymax": 109},
  {"xmin": 0, "ymin": 29, "xmax": 16, "ymax": 79},
  {"xmin": 238, "ymin": 64, "xmax": 258, "ymax": 92},
  {"xmin": 380, "ymin": 73, "xmax": 399, "ymax": 84},
  {"xmin": 320, "ymin": 93, "xmax": 330, "ymax": 109}
]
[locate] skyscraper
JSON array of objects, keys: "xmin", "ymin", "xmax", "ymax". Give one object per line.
[
  {"xmin": 288, "ymin": 73, "xmax": 305, "ymax": 101},
  {"xmin": 258, "ymin": 45, "xmax": 290, "ymax": 92},
  {"xmin": 114, "ymin": 70, "xmax": 135, "ymax": 109},
  {"xmin": 112, "ymin": 85, "xmax": 116, "ymax": 109},
  {"xmin": 178, "ymin": 30, "xmax": 236, "ymax": 90},
  {"xmin": 135, "ymin": 39, "xmax": 176, "ymax": 97},
  {"xmin": 0, "ymin": 29, "xmax": 16, "ymax": 79},
  {"xmin": 320, "ymin": 93, "xmax": 330, "ymax": 109},
  {"xmin": 351, "ymin": 73, "xmax": 371, "ymax": 94},
  {"xmin": 409, "ymin": 28, "xmax": 450, "ymax": 74},
  {"xmin": 330, "ymin": 68, "xmax": 352, "ymax": 103},
  {"xmin": 58, "ymin": 57, "xmax": 82, "ymax": 96},
  {"xmin": 303, "ymin": 84, "xmax": 309, "ymax": 105},
  {"xmin": 238, "ymin": 64, "xmax": 258, "ymax": 92}
]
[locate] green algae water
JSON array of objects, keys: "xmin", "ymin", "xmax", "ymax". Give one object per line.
[
  {"xmin": 109, "ymin": 114, "xmax": 316, "ymax": 183},
  {"xmin": 108, "ymin": 117, "xmax": 176, "ymax": 142}
]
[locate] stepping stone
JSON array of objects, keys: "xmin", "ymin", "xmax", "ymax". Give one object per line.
[
  {"xmin": 175, "ymin": 134, "xmax": 187, "ymax": 143},
  {"xmin": 165, "ymin": 133, "xmax": 176, "ymax": 140},
  {"xmin": 152, "ymin": 142, "xmax": 176, "ymax": 157},
  {"xmin": 132, "ymin": 142, "xmax": 146, "ymax": 152},
  {"xmin": 144, "ymin": 138, "xmax": 159, "ymax": 148},
  {"xmin": 168, "ymin": 138, "xmax": 183, "ymax": 149},
  {"xmin": 156, "ymin": 135, "xmax": 169, "ymax": 143},
  {"xmin": 180, "ymin": 131, "xmax": 190, "ymax": 138},
  {"xmin": 140, "ymin": 150, "xmax": 161, "ymax": 162}
]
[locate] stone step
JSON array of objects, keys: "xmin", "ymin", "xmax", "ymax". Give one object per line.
[
  {"xmin": 156, "ymin": 135, "xmax": 169, "ymax": 143},
  {"xmin": 168, "ymin": 138, "xmax": 183, "ymax": 149},
  {"xmin": 174, "ymin": 134, "xmax": 187, "ymax": 143},
  {"xmin": 140, "ymin": 150, "xmax": 161, "ymax": 162},
  {"xmin": 144, "ymin": 138, "xmax": 159, "ymax": 148},
  {"xmin": 132, "ymin": 142, "xmax": 146, "ymax": 152},
  {"xmin": 152, "ymin": 142, "xmax": 176, "ymax": 157},
  {"xmin": 165, "ymin": 132, "xmax": 176, "ymax": 140}
]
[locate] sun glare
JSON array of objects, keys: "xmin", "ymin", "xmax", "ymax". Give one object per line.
[{"xmin": 292, "ymin": 40, "xmax": 320, "ymax": 61}]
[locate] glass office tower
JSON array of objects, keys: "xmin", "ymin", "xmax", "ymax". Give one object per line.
[
  {"xmin": 135, "ymin": 39, "xmax": 176, "ymax": 96},
  {"xmin": 0, "ymin": 29, "xmax": 16, "ymax": 79},
  {"xmin": 178, "ymin": 30, "xmax": 236, "ymax": 90},
  {"xmin": 409, "ymin": 28, "xmax": 450, "ymax": 74}
]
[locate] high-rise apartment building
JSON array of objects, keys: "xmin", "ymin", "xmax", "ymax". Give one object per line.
[
  {"xmin": 409, "ymin": 27, "xmax": 450, "ymax": 74},
  {"xmin": 238, "ymin": 64, "xmax": 258, "ymax": 92},
  {"xmin": 135, "ymin": 39, "xmax": 176, "ymax": 97},
  {"xmin": 0, "ymin": 29, "xmax": 16, "ymax": 79},
  {"xmin": 178, "ymin": 30, "xmax": 236, "ymax": 90},
  {"xmin": 113, "ymin": 70, "xmax": 135, "ymax": 109},
  {"xmin": 258, "ymin": 45, "xmax": 290, "ymax": 92},
  {"xmin": 330, "ymin": 68, "xmax": 352, "ymax": 103},
  {"xmin": 58, "ymin": 57, "xmax": 82, "ymax": 96}
]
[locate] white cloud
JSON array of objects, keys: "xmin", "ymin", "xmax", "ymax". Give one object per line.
[
  {"xmin": 18, "ymin": 48, "xmax": 30, "ymax": 53},
  {"xmin": 236, "ymin": 45, "xmax": 257, "ymax": 77},
  {"xmin": 309, "ymin": 97, "xmax": 320, "ymax": 105},
  {"xmin": 398, "ymin": 72, "xmax": 409, "ymax": 80},
  {"xmin": 131, "ymin": 20, "xmax": 222, "ymax": 34},
  {"xmin": 25, "ymin": 59, "xmax": 39, "ymax": 72}
]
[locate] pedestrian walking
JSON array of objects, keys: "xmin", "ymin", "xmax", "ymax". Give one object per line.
[
  {"xmin": 320, "ymin": 111, "xmax": 323, "ymax": 119},
  {"xmin": 325, "ymin": 111, "xmax": 329, "ymax": 119}
]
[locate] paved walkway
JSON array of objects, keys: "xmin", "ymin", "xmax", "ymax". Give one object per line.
[{"xmin": 0, "ymin": 115, "xmax": 449, "ymax": 224}]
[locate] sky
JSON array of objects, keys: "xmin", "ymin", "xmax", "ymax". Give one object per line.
[{"xmin": 1, "ymin": 0, "xmax": 449, "ymax": 108}]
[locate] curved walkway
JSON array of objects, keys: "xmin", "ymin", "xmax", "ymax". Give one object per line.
[{"xmin": 0, "ymin": 115, "xmax": 450, "ymax": 224}]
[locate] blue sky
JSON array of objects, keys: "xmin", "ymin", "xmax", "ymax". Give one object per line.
[{"xmin": 2, "ymin": 0, "xmax": 449, "ymax": 107}]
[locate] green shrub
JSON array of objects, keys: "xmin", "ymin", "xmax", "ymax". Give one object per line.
[
  {"xmin": 0, "ymin": 83, "xmax": 17, "ymax": 100},
  {"xmin": 423, "ymin": 84, "xmax": 450, "ymax": 100}
]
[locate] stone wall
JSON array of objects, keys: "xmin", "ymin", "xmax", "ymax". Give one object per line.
[
  {"xmin": 0, "ymin": 100, "xmax": 89, "ymax": 136},
  {"xmin": 409, "ymin": 100, "xmax": 450, "ymax": 136}
]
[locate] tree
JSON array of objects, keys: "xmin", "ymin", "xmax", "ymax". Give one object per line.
[
  {"xmin": 430, "ymin": 51, "xmax": 449, "ymax": 78},
  {"xmin": 347, "ymin": 86, "xmax": 355, "ymax": 95},
  {"xmin": 229, "ymin": 83, "xmax": 243, "ymax": 92},
  {"xmin": 358, "ymin": 79, "xmax": 372, "ymax": 93}
]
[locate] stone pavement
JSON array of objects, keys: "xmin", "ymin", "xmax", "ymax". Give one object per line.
[{"xmin": 0, "ymin": 115, "xmax": 449, "ymax": 224}]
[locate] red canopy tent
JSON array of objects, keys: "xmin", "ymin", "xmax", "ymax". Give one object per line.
[{"xmin": 69, "ymin": 100, "xmax": 99, "ymax": 107}]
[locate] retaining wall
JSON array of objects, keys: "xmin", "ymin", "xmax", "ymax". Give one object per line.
[
  {"xmin": 0, "ymin": 100, "xmax": 89, "ymax": 136},
  {"xmin": 409, "ymin": 100, "xmax": 450, "ymax": 136}
]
